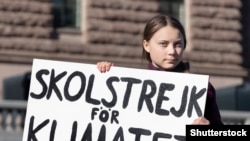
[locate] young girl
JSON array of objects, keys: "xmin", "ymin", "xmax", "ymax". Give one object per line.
[{"xmin": 97, "ymin": 14, "xmax": 223, "ymax": 125}]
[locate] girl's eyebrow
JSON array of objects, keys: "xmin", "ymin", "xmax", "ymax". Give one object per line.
[
  {"xmin": 175, "ymin": 39, "xmax": 183, "ymax": 42},
  {"xmin": 158, "ymin": 40, "xmax": 170, "ymax": 44},
  {"xmin": 156, "ymin": 39, "xmax": 168, "ymax": 42}
]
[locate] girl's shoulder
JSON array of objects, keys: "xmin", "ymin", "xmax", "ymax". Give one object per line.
[{"xmin": 207, "ymin": 82, "xmax": 216, "ymax": 99}]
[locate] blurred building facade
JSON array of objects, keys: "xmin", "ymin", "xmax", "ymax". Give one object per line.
[{"xmin": 0, "ymin": 0, "xmax": 250, "ymax": 102}]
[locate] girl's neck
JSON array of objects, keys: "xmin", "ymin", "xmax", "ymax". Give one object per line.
[{"xmin": 147, "ymin": 62, "xmax": 189, "ymax": 73}]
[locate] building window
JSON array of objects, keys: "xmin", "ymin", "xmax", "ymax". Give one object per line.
[
  {"xmin": 159, "ymin": 0, "xmax": 185, "ymax": 25},
  {"xmin": 53, "ymin": 0, "xmax": 81, "ymax": 29}
]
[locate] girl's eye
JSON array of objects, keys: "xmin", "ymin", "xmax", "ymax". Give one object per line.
[
  {"xmin": 175, "ymin": 42, "xmax": 182, "ymax": 47},
  {"xmin": 159, "ymin": 42, "xmax": 167, "ymax": 46}
]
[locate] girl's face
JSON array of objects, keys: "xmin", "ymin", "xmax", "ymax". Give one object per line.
[{"xmin": 143, "ymin": 25, "xmax": 185, "ymax": 70}]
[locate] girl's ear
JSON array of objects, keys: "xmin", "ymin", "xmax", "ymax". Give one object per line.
[{"xmin": 143, "ymin": 40, "xmax": 150, "ymax": 52}]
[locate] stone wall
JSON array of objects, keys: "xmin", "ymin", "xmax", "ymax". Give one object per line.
[
  {"xmin": 0, "ymin": 0, "xmax": 249, "ymax": 98},
  {"xmin": 185, "ymin": 0, "xmax": 248, "ymax": 77}
]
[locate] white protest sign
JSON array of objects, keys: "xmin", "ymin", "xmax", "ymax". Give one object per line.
[{"xmin": 22, "ymin": 59, "xmax": 209, "ymax": 141}]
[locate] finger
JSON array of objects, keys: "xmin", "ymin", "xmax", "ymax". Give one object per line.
[
  {"xmin": 96, "ymin": 61, "xmax": 114, "ymax": 73},
  {"xmin": 96, "ymin": 62, "xmax": 104, "ymax": 72},
  {"xmin": 199, "ymin": 117, "xmax": 210, "ymax": 125},
  {"xmin": 101, "ymin": 64, "xmax": 107, "ymax": 73},
  {"xmin": 106, "ymin": 62, "xmax": 113, "ymax": 71},
  {"xmin": 192, "ymin": 117, "xmax": 210, "ymax": 125}
]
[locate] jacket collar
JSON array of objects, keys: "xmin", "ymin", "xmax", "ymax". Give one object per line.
[{"xmin": 147, "ymin": 61, "xmax": 190, "ymax": 73}]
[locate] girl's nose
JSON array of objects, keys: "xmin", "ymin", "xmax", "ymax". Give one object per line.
[{"xmin": 166, "ymin": 44, "xmax": 175, "ymax": 55}]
